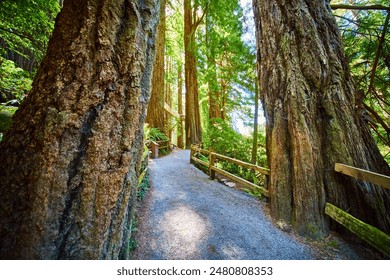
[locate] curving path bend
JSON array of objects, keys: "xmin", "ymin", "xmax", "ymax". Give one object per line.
[{"xmin": 132, "ymin": 149, "xmax": 314, "ymax": 260}]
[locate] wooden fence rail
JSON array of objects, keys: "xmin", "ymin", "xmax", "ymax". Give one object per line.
[
  {"xmin": 190, "ymin": 145, "xmax": 390, "ymax": 255},
  {"xmin": 325, "ymin": 203, "xmax": 390, "ymax": 255},
  {"xmin": 190, "ymin": 145, "xmax": 270, "ymax": 198},
  {"xmin": 326, "ymin": 163, "xmax": 390, "ymax": 256},
  {"xmin": 335, "ymin": 163, "xmax": 390, "ymax": 189}
]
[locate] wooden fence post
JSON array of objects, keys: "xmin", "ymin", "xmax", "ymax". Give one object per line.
[
  {"xmin": 151, "ymin": 141, "xmax": 159, "ymax": 159},
  {"xmin": 209, "ymin": 152, "xmax": 215, "ymax": 180},
  {"xmin": 190, "ymin": 144, "xmax": 194, "ymax": 164}
]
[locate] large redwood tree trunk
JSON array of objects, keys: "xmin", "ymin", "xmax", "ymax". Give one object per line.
[
  {"xmin": 0, "ymin": 0, "xmax": 160, "ymax": 259},
  {"xmin": 146, "ymin": 0, "xmax": 166, "ymax": 132},
  {"xmin": 184, "ymin": 0, "xmax": 202, "ymax": 148},
  {"xmin": 253, "ymin": 0, "xmax": 390, "ymax": 237}
]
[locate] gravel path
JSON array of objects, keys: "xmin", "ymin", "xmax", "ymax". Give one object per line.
[{"xmin": 132, "ymin": 149, "xmax": 314, "ymax": 260}]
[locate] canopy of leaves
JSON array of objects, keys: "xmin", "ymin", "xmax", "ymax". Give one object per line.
[
  {"xmin": 164, "ymin": 0, "xmax": 265, "ymax": 164},
  {"xmin": 0, "ymin": 0, "xmax": 60, "ymax": 68},
  {"xmin": 0, "ymin": 0, "xmax": 60, "ymax": 141},
  {"xmin": 196, "ymin": 0, "xmax": 257, "ymax": 126},
  {"xmin": 333, "ymin": 0, "xmax": 390, "ymax": 161}
]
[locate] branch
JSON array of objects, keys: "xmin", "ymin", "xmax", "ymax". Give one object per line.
[
  {"xmin": 364, "ymin": 103, "xmax": 390, "ymax": 135},
  {"xmin": 331, "ymin": 4, "xmax": 390, "ymax": 11},
  {"xmin": 368, "ymin": 12, "xmax": 390, "ymax": 94},
  {"xmin": 368, "ymin": 121, "xmax": 390, "ymax": 147},
  {"xmin": 0, "ymin": 26, "xmax": 35, "ymax": 44},
  {"xmin": 335, "ymin": 14, "xmax": 359, "ymax": 25},
  {"xmin": 0, "ymin": 26, "xmax": 43, "ymax": 52},
  {"xmin": 194, "ymin": 1, "xmax": 211, "ymax": 29}
]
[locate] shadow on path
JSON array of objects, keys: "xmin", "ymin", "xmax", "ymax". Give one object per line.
[{"xmin": 132, "ymin": 149, "xmax": 314, "ymax": 260}]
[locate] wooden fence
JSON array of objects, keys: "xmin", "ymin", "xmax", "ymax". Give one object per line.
[
  {"xmin": 325, "ymin": 163, "xmax": 390, "ymax": 255},
  {"xmin": 150, "ymin": 140, "xmax": 171, "ymax": 159},
  {"xmin": 190, "ymin": 145, "xmax": 390, "ymax": 255},
  {"xmin": 190, "ymin": 145, "xmax": 270, "ymax": 198}
]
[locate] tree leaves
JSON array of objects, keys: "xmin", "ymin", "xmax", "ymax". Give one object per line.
[
  {"xmin": 0, "ymin": 0, "xmax": 60, "ymax": 67},
  {"xmin": 333, "ymin": 0, "xmax": 390, "ymax": 161}
]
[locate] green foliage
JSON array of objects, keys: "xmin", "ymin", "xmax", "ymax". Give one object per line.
[
  {"xmin": 137, "ymin": 172, "xmax": 150, "ymax": 202},
  {"xmin": 164, "ymin": 1, "xmax": 259, "ymax": 150},
  {"xmin": 198, "ymin": 153, "xmax": 209, "ymax": 163},
  {"xmin": 204, "ymin": 118, "xmax": 250, "ymax": 159},
  {"xmin": 0, "ymin": 1, "xmax": 59, "ymax": 143},
  {"xmin": 166, "ymin": 0, "xmax": 184, "ymax": 62},
  {"xmin": 242, "ymin": 186, "xmax": 264, "ymax": 199},
  {"xmin": 0, "ymin": 0, "xmax": 60, "ymax": 64},
  {"xmin": 197, "ymin": 0, "xmax": 257, "ymax": 125},
  {"xmin": 204, "ymin": 118, "xmax": 267, "ymax": 165},
  {"xmin": 0, "ymin": 58, "xmax": 32, "ymax": 102},
  {"xmin": 0, "ymin": 105, "xmax": 17, "ymax": 135},
  {"xmin": 144, "ymin": 124, "xmax": 169, "ymax": 142},
  {"xmin": 128, "ymin": 219, "xmax": 138, "ymax": 252},
  {"xmin": 378, "ymin": 143, "xmax": 390, "ymax": 164},
  {"xmin": 333, "ymin": 0, "xmax": 390, "ymax": 157},
  {"xmin": 326, "ymin": 239, "xmax": 341, "ymax": 250},
  {"xmin": 203, "ymin": 118, "xmax": 267, "ymax": 184}
]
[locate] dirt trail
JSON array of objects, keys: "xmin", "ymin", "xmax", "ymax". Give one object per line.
[{"xmin": 132, "ymin": 149, "xmax": 314, "ymax": 260}]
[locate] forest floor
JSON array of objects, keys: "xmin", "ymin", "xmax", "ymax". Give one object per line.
[{"xmin": 131, "ymin": 149, "xmax": 381, "ymax": 260}]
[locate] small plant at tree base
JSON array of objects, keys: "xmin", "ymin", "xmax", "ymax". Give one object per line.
[
  {"xmin": 128, "ymin": 237, "xmax": 137, "ymax": 252},
  {"xmin": 137, "ymin": 172, "xmax": 150, "ymax": 202},
  {"xmin": 128, "ymin": 218, "xmax": 138, "ymax": 252},
  {"xmin": 327, "ymin": 240, "xmax": 340, "ymax": 250},
  {"xmin": 305, "ymin": 223, "xmax": 322, "ymax": 240},
  {"xmin": 144, "ymin": 124, "xmax": 169, "ymax": 142},
  {"xmin": 242, "ymin": 187, "xmax": 263, "ymax": 199}
]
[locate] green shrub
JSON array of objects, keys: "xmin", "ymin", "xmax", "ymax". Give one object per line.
[
  {"xmin": 0, "ymin": 59, "xmax": 32, "ymax": 102},
  {"xmin": 144, "ymin": 124, "xmax": 169, "ymax": 142},
  {"xmin": 0, "ymin": 105, "xmax": 18, "ymax": 134},
  {"xmin": 202, "ymin": 118, "xmax": 268, "ymax": 186}
]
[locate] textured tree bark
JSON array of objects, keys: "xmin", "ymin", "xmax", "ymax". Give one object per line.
[
  {"xmin": 146, "ymin": 0, "xmax": 166, "ymax": 132},
  {"xmin": 184, "ymin": 0, "xmax": 202, "ymax": 148},
  {"xmin": 253, "ymin": 0, "xmax": 390, "ymax": 237},
  {"xmin": 0, "ymin": 0, "xmax": 160, "ymax": 259},
  {"xmin": 177, "ymin": 64, "xmax": 184, "ymax": 148}
]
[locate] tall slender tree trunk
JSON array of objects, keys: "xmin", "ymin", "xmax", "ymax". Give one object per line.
[
  {"xmin": 220, "ymin": 81, "xmax": 227, "ymax": 120},
  {"xmin": 146, "ymin": 0, "xmax": 166, "ymax": 132},
  {"xmin": 177, "ymin": 64, "xmax": 184, "ymax": 148},
  {"xmin": 207, "ymin": 57, "xmax": 222, "ymax": 121},
  {"xmin": 0, "ymin": 0, "xmax": 160, "ymax": 259},
  {"xmin": 206, "ymin": 12, "xmax": 222, "ymax": 122},
  {"xmin": 251, "ymin": 80, "xmax": 259, "ymax": 165},
  {"xmin": 184, "ymin": 0, "xmax": 203, "ymax": 148},
  {"xmin": 253, "ymin": 0, "xmax": 390, "ymax": 237},
  {"xmin": 165, "ymin": 56, "xmax": 172, "ymax": 139}
]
